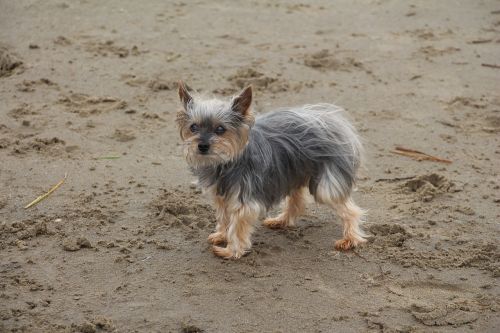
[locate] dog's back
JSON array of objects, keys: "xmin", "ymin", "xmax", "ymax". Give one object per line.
[{"xmin": 211, "ymin": 104, "xmax": 362, "ymax": 208}]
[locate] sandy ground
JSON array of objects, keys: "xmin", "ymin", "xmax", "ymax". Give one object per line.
[{"xmin": 1, "ymin": 0, "xmax": 499, "ymax": 332}]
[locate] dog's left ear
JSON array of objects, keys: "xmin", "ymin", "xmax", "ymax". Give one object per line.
[{"xmin": 231, "ymin": 86, "xmax": 252, "ymax": 117}]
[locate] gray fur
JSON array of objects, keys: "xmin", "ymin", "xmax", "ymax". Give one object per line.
[{"xmin": 193, "ymin": 103, "xmax": 362, "ymax": 210}]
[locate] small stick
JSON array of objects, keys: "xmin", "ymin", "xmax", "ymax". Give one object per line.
[
  {"xmin": 392, "ymin": 146, "xmax": 452, "ymax": 164},
  {"xmin": 24, "ymin": 174, "xmax": 67, "ymax": 209},
  {"xmin": 481, "ymin": 63, "xmax": 500, "ymax": 69},
  {"xmin": 470, "ymin": 39, "xmax": 492, "ymax": 44},
  {"xmin": 375, "ymin": 176, "xmax": 416, "ymax": 183}
]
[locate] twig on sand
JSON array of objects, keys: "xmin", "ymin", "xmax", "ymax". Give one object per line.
[
  {"xmin": 375, "ymin": 176, "xmax": 415, "ymax": 183},
  {"xmin": 470, "ymin": 39, "xmax": 492, "ymax": 44},
  {"xmin": 481, "ymin": 63, "xmax": 500, "ymax": 69},
  {"xmin": 392, "ymin": 146, "xmax": 452, "ymax": 164},
  {"xmin": 24, "ymin": 173, "xmax": 67, "ymax": 209}
]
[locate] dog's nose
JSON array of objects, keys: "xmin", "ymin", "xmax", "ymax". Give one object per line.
[{"xmin": 198, "ymin": 143, "xmax": 210, "ymax": 154}]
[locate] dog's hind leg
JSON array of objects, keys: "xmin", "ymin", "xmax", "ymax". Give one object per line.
[
  {"xmin": 263, "ymin": 187, "xmax": 307, "ymax": 229},
  {"xmin": 313, "ymin": 169, "xmax": 366, "ymax": 251},
  {"xmin": 330, "ymin": 198, "xmax": 366, "ymax": 250}
]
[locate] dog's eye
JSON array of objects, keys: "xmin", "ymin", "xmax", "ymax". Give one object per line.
[
  {"xmin": 214, "ymin": 126, "xmax": 226, "ymax": 135},
  {"xmin": 190, "ymin": 124, "xmax": 199, "ymax": 132}
]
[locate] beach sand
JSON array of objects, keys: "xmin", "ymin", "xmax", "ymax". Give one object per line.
[{"xmin": 0, "ymin": 1, "xmax": 499, "ymax": 332}]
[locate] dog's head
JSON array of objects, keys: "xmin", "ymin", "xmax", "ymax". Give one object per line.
[{"xmin": 176, "ymin": 82, "xmax": 254, "ymax": 168}]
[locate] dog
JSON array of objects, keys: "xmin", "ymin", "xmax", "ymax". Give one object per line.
[{"xmin": 176, "ymin": 81, "xmax": 366, "ymax": 259}]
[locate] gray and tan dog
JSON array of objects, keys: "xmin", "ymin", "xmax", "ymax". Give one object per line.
[{"xmin": 176, "ymin": 82, "xmax": 366, "ymax": 259}]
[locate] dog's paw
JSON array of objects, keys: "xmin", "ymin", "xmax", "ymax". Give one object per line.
[
  {"xmin": 334, "ymin": 238, "xmax": 356, "ymax": 251},
  {"xmin": 212, "ymin": 246, "xmax": 244, "ymax": 259},
  {"xmin": 263, "ymin": 217, "xmax": 290, "ymax": 229},
  {"xmin": 207, "ymin": 232, "xmax": 226, "ymax": 245}
]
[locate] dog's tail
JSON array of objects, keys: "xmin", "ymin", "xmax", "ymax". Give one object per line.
[{"xmin": 292, "ymin": 104, "xmax": 363, "ymax": 200}]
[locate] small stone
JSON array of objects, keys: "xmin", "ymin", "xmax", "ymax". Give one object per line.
[
  {"xmin": 62, "ymin": 237, "xmax": 91, "ymax": 251},
  {"xmin": 181, "ymin": 323, "xmax": 204, "ymax": 333},
  {"xmin": 77, "ymin": 237, "xmax": 92, "ymax": 248},
  {"xmin": 155, "ymin": 241, "xmax": 173, "ymax": 250},
  {"xmin": 16, "ymin": 239, "xmax": 28, "ymax": 250},
  {"xmin": 93, "ymin": 315, "xmax": 114, "ymax": 331},
  {"xmin": 79, "ymin": 321, "xmax": 96, "ymax": 333},
  {"xmin": 62, "ymin": 238, "xmax": 80, "ymax": 251}
]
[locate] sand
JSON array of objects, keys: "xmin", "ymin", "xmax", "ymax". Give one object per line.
[{"xmin": 0, "ymin": 0, "xmax": 499, "ymax": 332}]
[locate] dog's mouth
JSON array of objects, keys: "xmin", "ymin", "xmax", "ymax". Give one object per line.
[{"xmin": 185, "ymin": 146, "xmax": 231, "ymax": 168}]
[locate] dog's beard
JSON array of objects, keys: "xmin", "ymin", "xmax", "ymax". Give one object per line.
[
  {"xmin": 183, "ymin": 134, "xmax": 247, "ymax": 168},
  {"xmin": 185, "ymin": 146, "xmax": 232, "ymax": 168}
]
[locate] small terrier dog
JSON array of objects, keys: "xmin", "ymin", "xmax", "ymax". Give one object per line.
[{"xmin": 176, "ymin": 82, "xmax": 366, "ymax": 259}]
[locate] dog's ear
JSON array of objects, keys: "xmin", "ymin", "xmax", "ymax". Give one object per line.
[
  {"xmin": 231, "ymin": 86, "xmax": 252, "ymax": 117},
  {"xmin": 178, "ymin": 81, "xmax": 193, "ymax": 110},
  {"xmin": 176, "ymin": 81, "xmax": 193, "ymax": 133}
]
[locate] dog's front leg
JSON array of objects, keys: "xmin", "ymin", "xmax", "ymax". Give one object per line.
[
  {"xmin": 208, "ymin": 196, "xmax": 229, "ymax": 245},
  {"xmin": 212, "ymin": 203, "xmax": 259, "ymax": 259}
]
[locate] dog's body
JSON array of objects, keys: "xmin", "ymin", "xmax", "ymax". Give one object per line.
[{"xmin": 176, "ymin": 83, "xmax": 366, "ymax": 258}]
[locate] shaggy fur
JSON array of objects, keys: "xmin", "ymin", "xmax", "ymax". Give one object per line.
[{"xmin": 176, "ymin": 82, "xmax": 366, "ymax": 259}]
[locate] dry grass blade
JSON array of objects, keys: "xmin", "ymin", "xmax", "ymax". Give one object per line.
[
  {"xmin": 392, "ymin": 146, "xmax": 452, "ymax": 164},
  {"xmin": 24, "ymin": 173, "xmax": 67, "ymax": 209},
  {"xmin": 96, "ymin": 155, "xmax": 121, "ymax": 160}
]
